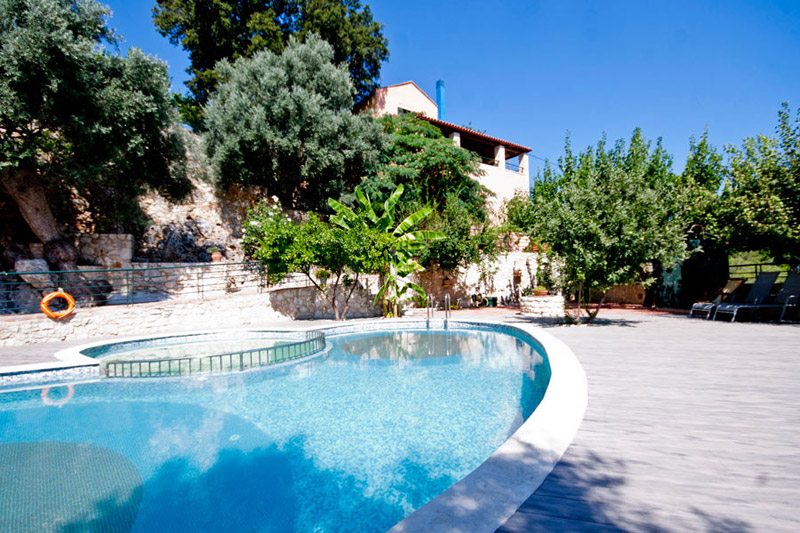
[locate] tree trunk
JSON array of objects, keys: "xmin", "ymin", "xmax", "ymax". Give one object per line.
[{"xmin": 2, "ymin": 169, "xmax": 62, "ymax": 244}]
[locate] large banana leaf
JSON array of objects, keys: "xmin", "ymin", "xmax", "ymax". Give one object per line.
[
  {"xmin": 355, "ymin": 188, "xmax": 378, "ymax": 223},
  {"xmin": 327, "ymin": 198, "xmax": 359, "ymax": 229},
  {"xmin": 399, "ymin": 282, "xmax": 426, "ymax": 298},
  {"xmin": 383, "ymin": 184, "xmax": 404, "ymax": 216},
  {"xmin": 398, "ymin": 230, "xmax": 446, "ymax": 242},
  {"xmin": 393, "ymin": 206, "xmax": 433, "ymax": 236}
]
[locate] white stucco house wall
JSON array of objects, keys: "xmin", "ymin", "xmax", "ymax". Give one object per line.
[{"xmin": 359, "ymin": 81, "xmax": 531, "ymax": 216}]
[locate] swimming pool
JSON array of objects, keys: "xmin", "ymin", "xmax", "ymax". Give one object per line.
[{"xmin": 0, "ymin": 322, "xmax": 571, "ymax": 532}]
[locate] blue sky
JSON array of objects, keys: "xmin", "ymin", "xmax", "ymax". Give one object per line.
[{"xmin": 104, "ymin": 0, "xmax": 800, "ymax": 174}]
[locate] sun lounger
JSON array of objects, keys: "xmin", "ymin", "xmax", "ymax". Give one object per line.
[
  {"xmin": 715, "ymin": 271, "xmax": 800, "ymax": 323},
  {"xmin": 712, "ymin": 272, "xmax": 780, "ymax": 322},
  {"xmin": 689, "ymin": 278, "xmax": 745, "ymax": 319}
]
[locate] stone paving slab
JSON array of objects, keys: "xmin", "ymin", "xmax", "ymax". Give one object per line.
[{"xmin": 498, "ymin": 312, "xmax": 800, "ymax": 533}]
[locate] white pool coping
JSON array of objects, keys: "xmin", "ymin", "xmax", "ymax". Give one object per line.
[{"xmin": 13, "ymin": 319, "xmax": 587, "ymax": 532}]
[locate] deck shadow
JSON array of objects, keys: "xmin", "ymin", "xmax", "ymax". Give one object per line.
[
  {"xmin": 497, "ymin": 446, "xmax": 755, "ymax": 532},
  {"xmin": 507, "ymin": 315, "xmax": 643, "ymax": 329}
]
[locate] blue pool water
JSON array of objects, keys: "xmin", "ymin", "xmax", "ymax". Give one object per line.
[{"xmin": 0, "ymin": 327, "xmax": 550, "ymax": 532}]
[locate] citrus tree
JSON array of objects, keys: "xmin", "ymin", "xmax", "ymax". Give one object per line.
[
  {"xmin": 507, "ymin": 130, "xmax": 688, "ymax": 322},
  {"xmin": 242, "ymin": 202, "xmax": 389, "ymax": 320}
]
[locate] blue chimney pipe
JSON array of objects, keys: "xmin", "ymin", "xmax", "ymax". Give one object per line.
[{"xmin": 436, "ymin": 80, "xmax": 446, "ymax": 121}]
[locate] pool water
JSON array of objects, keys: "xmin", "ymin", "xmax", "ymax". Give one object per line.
[{"xmin": 0, "ymin": 327, "xmax": 550, "ymax": 532}]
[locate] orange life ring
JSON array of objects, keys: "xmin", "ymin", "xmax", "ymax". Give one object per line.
[
  {"xmin": 41, "ymin": 384, "xmax": 74, "ymax": 407},
  {"xmin": 40, "ymin": 288, "xmax": 75, "ymax": 319}
]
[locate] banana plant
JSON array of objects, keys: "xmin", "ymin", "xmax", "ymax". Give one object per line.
[{"xmin": 328, "ymin": 184, "xmax": 444, "ymax": 317}]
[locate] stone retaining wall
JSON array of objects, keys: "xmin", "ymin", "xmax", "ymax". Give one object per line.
[
  {"xmin": 603, "ymin": 284, "xmax": 646, "ymax": 304},
  {"xmin": 519, "ymin": 295, "xmax": 565, "ymax": 322},
  {"xmin": 77, "ymin": 234, "xmax": 134, "ymax": 267},
  {"xmin": 416, "ymin": 252, "xmax": 539, "ymax": 308},
  {"xmin": 0, "ymin": 284, "xmax": 380, "ymax": 347},
  {"xmin": 270, "ymin": 284, "xmax": 381, "ymax": 320}
]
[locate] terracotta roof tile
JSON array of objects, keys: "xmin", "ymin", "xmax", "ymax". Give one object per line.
[{"xmin": 416, "ymin": 115, "xmax": 531, "ymax": 153}]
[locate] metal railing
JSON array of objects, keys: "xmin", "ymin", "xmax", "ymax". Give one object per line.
[
  {"xmin": 0, "ymin": 262, "xmax": 312, "ymax": 315},
  {"xmin": 444, "ymin": 293, "xmax": 451, "ymax": 329},
  {"xmin": 103, "ymin": 330, "xmax": 325, "ymax": 378},
  {"xmin": 426, "ymin": 293, "xmax": 434, "ymax": 328},
  {"xmin": 476, "ymin": 155, "xmax": 523, "ymax": 174},
  {"xmin": 729, "ymin": 262, "xmax": 793, "ymax": 284}
]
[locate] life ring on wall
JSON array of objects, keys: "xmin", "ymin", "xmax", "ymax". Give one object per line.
[
  {"xmin": 40, "ymin": 289, "xmax": 76, "ymax": 319},
  {"xmin": 41, "ymin": 384, "xmax": 74, "ymax": 407}
]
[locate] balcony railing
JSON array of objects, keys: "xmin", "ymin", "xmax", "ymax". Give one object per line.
[{"xmin": 477, "ymin": 155, "xmax": 523, "ymax": 174}]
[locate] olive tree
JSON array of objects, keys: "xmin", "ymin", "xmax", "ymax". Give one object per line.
[
  {"xmin": 204, "ymin": 35, "xmax": 383, "ymax": 213},
  {"xmin": 153, "ymin": 0, "xmax": 389, "ymax": 127},
  {"xmin": 0, "ymin": 0, "xmax": 189, "ymax": 267}
]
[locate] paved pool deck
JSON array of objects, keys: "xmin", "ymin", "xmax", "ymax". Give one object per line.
[
  {"xmin": 497, "ymin": 310, "xmax": 800, "ymax": 533},
  {"xmin": 2, "ymin": 307, "xmax": 799, "ymax": 532}
]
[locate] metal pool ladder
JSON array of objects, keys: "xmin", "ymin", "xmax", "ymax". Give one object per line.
[
  {"xmin": 426, "ymin": 293, "xmax": 434, "ymax": 329},
  {"xmin": 444, "ymin": 293, "xmax": 451, "ymax": 329}
]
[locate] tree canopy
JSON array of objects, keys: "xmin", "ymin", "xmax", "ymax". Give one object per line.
[
  {"xmin": 152, "ymin": 0, "xmax": 389, "ymax": 127},
  {"xmin": 679, "ymin": 128, "xmax": 725, "ymax": 237},
  {"xmin": 0, "ymin": 0, "xmax": 188, "ymax": 250},
  {"xmin": 242, "ymin": 201, "xmax": 389, "ymax": 320},
  {"xmin": 204, "ymin": 35, "xmax": 382, "ymax": 213},
  {"xmin": 351, "ymin": 114, "xmax": 496, "ymax": 270},
  {"xmin": 716, "ymin": 103, "xmax": 800, "ymax": 266},
  {"xmin": 507, "ymin": 130, "xmax": 688, "ymax": 321},
  {"xmin": 354, "ymin": 114, "xmax": 489, "ymax": 219},
  {"xmin": 328, "ymin": 184, "xmax": 442, "ymax": 316}
]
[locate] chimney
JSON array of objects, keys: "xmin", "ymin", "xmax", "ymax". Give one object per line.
[{"xmin": 436, "ymin": 80, "xmax": 446, "ymax": 121}]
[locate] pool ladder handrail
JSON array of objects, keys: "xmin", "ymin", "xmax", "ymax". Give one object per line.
[
  {"xmin": 426, "ymin": 293, "xmax": 433, "ymax": 329},
  {"xmin": 444, "ymin": 293, "xmax": 451, "ymax": 329}
]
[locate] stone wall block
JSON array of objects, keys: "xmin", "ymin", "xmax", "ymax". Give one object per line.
[{"xmin": 14, "ymin": 259, "xmax": 53, "ymax": 291}]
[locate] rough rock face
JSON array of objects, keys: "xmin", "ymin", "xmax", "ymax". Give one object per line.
[
  {"xmin": 136, "ymin": 177, "xmax": 268, "ymax": 262},
  {"xmin": 13, "ymin": 259, "xmax": 52, "ymax": 290}
]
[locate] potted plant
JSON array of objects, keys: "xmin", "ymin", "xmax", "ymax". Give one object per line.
[
  {"xmin": 316, "ymin": 268, "xmax": 331, "ymax": 288},
  {"xmin": 209, "ymin": 247, "xmax": 223, "ymax": 262},
  {"xmin": 534, "ymin": 286, "xmax": 549, "ymax": 296}
]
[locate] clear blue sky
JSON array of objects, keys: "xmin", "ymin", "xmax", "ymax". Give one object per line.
[{"xmin": 104, "ymin": 0, "xmax": 800, "ymax": 175}]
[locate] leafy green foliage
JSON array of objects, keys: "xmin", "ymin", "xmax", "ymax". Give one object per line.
[
  {"xmin": 0, "ymin": 0, "xmax": 189, "ymax": 237},
  {"xmin": 204, "ymin": 35, "xmax": 383, "ymax": 213},
  {"xmin": 417, "ymin": 195, "xmax": 499, "ymax": 271},
  {"xmin": 242, "ymin": 202, "xmax": 390, "ymax": 319},
  {"xmin": 328, "ymin": 184, "xmax": 443, "ymax": 317},
  {"xmin": 354, "ymin": 114, "xmax": 489, "ymax": 220},
  {"xmin": 349, "ymin": 114, "xmax": 496, "ymax": 270},
  {"xmin": 678, "ymin": 128, "xmax": 725, "ymax": 238},
  {"xmin": 716, "ymin": 103, "xmax": 800, "ymax": 266},
  {"xmin": 152, "ymin": 0, "xmax": 389, "ymax": 126},
  {"xmin": 507, "ymin": 129, "xmax": 688, "ymax": 321}
]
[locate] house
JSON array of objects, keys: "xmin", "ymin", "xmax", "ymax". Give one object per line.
[{"xmin": 358, "ymin": 81, "xmax": 531, "ymax": 215}]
